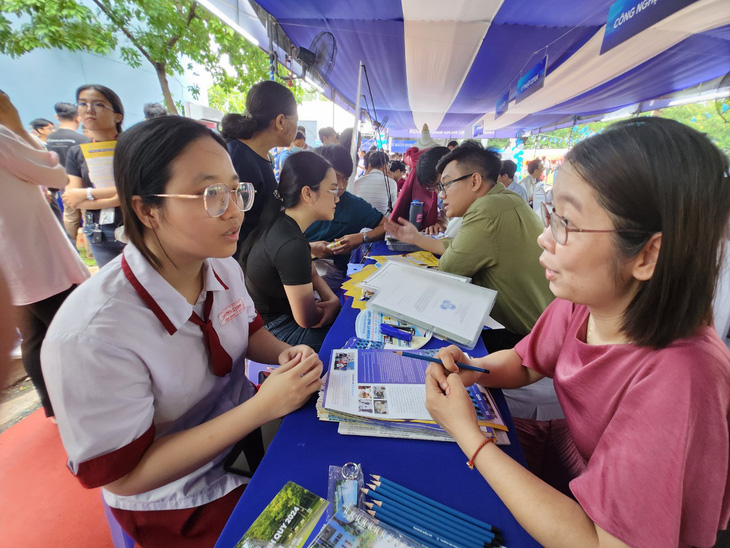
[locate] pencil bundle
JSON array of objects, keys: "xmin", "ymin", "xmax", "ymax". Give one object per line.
[{"xmin": 362, "ymin": 475, "xmax": 504, "ymax": 548}]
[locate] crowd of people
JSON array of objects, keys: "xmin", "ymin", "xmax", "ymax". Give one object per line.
[{"xmin": 0, "ymin": 76, "xmax": 728, "ymax": 548}]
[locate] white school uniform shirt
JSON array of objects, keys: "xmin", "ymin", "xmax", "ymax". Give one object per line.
[
  {"xmin": 0, "ymin": 125, "xmax": 89, "ymax": 305},
  {"xmin": 41, "ymin": 243, "xmax": 261, "ymax": 511},
  {"xmin": 353, "ymin": 171, "xmax": 398, "ymax": 215}
]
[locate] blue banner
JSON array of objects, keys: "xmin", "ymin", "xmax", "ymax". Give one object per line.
[
  {"xmin": 516, "ymin": 56, "xmax": 547, "ymax": 104},
  {"xmin": 390, "ymin": 139, "xmax": 417, "ymax": 153},
  {"xmin": 600, "ymin": 0, "xmax": 699, "ymax": 54},
  {"xmin": 495, "ymin": 90, "xmax": 509, "ymax": 119},
  {"xmin": 472, "ymin": 121, "xmax": 484, "ymax": 138}
]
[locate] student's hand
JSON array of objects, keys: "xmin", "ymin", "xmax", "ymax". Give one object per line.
[
  {"xmin": 256, "ymin": 351, "xmax": 323, "ymax": 418},
  {"xmin": 383, "ymin": 217, "xmax": 419, "ymax": 243},
  {"xmin": 423, "ymin": 223, "xmax": 444, "ymax": 235},
  {"xmin": 331, "ymin": 233, "xmax": 362, "ymax": 255},
  {"xmin": 62, "ymin": 188, "xmax": 88, "ymax": 208},
  {"xmin": 430, "ymin": 346, "xmax": 482, "ymax": 393},
  {"xmin": 425, "ymin": 372, "xmax": 480, "ymax": 439},
  {"xmin": 277, "ymin": 344, "xmax": 318, "ymax": 367},
  {"xmin": 310, "ymin": 240, "xmax": 333, "ymax": 259},
  {"xmin": 313, "ymin": 298, "xmax": 340, "ymax": 328}
]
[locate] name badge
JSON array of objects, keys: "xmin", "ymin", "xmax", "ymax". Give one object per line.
[{"xmin": 99, "ymin": 207, "xmax": 115, "ymax": 225}]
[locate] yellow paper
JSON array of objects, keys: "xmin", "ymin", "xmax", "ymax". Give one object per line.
[{"xmin": 79, "ymin": 141, "xmax": 117, "ymax": 189}]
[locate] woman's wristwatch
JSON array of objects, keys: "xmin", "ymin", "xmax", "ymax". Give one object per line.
[{"xmin": 86, "ymin": 188, "xmax": 95, "ymax": 201}]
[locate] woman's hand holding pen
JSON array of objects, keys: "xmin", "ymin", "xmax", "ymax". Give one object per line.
[
  {"xmin": 425, "ymin": 371, "xmax": 481, "ymax": 440},
  {"xmin": 257, "ymin": 349, "xmax": 323, "ymax": 419},
  {"xmin": 430, "ymin": 345, "xmax": 483, "ymax": 394}
]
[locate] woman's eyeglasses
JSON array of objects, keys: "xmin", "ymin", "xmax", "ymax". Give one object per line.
[
  {"xmin": 76, "ymin": 101, "xmax": 117, "ymax": 113},
  {"xmin": 540, "ymin": 202, "xmax": 651, "ymax": 245},
  {"xmin": 148, "ymin": 182, "xmax": 255, "ymax": 218}
]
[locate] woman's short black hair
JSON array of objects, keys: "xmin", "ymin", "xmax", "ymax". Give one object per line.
[
  {"xmin": 389, "ymin": 160, "xmax": 406, "ymax": 173},
  {"xmin": 240, "ymin": 151, "xmax": 332, "ymax": 266},
  {"xmin": 316, "ymin": 145, "xmax": 353, "ymax": 178},
  {"xmin": 76, "ymin": 84, "xmax": 124, "ymax": 134},
  {"xmin": 415, "ymin": 146, "xmax": 450, "ymax": 188},
  {"xmin": 115, "ymin": 116, "xmax": 227, "ymax": 269},
  {"xmin": 219, "ymin": 81, "xmax": 296, "ymax": 141},
  {"xmin": 566, "ymin": 117, "xmax": 730, "ymax": 347}
]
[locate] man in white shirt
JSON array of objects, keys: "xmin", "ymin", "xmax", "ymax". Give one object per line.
[
  {"xmin": 353, "ymin": 150, "xmax": 398, "ymax": 215},
  {"xmin": 498, "ymin": 159, "xmax": 529, "ymax": 204},
  {"xmin": 516, "ymin": 159, "xmax": 543, "ymax": 203}
]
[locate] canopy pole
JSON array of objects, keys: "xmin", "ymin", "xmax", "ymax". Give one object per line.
[{"xmin": 348, "ymin": 61, "xmax": 364, "ymax": 192}]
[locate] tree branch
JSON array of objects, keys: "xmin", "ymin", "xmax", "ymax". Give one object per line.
[
  {"xmin": 165, "ymin": 1, "xmax": 197, "ymax": 51},
  {"xmin": 91, "ymin": 0, "xmax": 156, "ymax": 67}
]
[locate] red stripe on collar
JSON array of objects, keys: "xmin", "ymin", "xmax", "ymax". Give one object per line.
[
  {"xmin": 121, "ymin": 253, "xmax": 177, "ymax": 336},
  {"xmin": 212, "ymin": 268, "xmax": 228, "ymax": 290}
]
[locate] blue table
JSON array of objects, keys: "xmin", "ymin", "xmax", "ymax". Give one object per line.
[{"xmin": 216, "ymin": 243, "xmax": 540, "ymax": 548}]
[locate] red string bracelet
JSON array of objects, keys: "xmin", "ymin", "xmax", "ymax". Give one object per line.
[{"xmin": 467, "ymin": 437, "xmax": 495, "ymax": 469}]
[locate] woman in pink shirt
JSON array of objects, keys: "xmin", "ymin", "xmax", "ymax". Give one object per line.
[{"xmin": 425, "ymin": 118, "xmax": 730, "ymax": 547}]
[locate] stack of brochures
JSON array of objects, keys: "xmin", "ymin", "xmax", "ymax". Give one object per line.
[
  {"xmin": 341, "ymin": 251, "xmax": 442, "ymax": 310},
  {"xmin": 363, "ymin": 262, "xmax": 498, "ymax": 348},
  {"xmin": 316, "ymin": 349, "xmax": 509, "ymax": 445}
]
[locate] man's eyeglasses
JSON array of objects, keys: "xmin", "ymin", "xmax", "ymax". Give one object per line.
[
  {"xmin": 437, "ymin": 173, "xmax": 473, "ymax": 194},
  {"xmin": 76, "ymin": 101, "xmax": 117, "ymax": 113},
  {"xmin": 540, "ymin": 202, "xmax": 652, "ymax": 245},
  {"xmin": 148, "ymin": 182, "xmax": 255, "ymax": 218}
]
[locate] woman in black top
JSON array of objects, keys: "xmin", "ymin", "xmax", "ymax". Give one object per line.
[
  {"xmin": 220, "ymin": 81, "xmax": 299, "ymax": 257},
  {"xmin": 63, "ymin": 84, "xmax": 126, "ymax": 267},
  {"xmin": 241, "ymin": 151, "xmax": 341, "ymax": 351}
]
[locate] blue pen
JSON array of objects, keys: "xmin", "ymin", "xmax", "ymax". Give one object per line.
[{"xmin": 379, "ymin": 323, "xmax": 413, "ymax": 342}]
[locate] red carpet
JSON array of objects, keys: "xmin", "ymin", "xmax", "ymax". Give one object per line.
[{"xmin": 0, "ymin": 409, "xmax": 113, "ymax": 547}]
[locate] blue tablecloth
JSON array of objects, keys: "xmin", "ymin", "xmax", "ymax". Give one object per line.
[{"xmin": 216, "ymin": 242, "xmax": 540, "ymax": 548}]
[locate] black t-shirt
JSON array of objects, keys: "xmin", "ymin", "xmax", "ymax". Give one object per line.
[
  {"xmin": 46, "ymin": 128, "xmax": 91, "ymax": 168},
  {"xmin": 65, "ymin": 145, "xmax": 122, "ymax": 227},
  {"xmin": 227, "ymin": 140, "xmax": 277, "ymax": 254},
  {"xmin": 244, "ymin": 214, "xmax": 312, "ymax": 323}
]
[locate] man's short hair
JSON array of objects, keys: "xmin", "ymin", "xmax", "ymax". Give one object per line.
[
  {"xmin": 30, "ymin": 118, "xmax": 54, "ymax": 131},
  {"xmin": 318, "ymin": 127, "xmax": 337, "ymax": 142},
  {"xmin": 368, "ymin": 151, "xmax": 389, "ymax": 169},
  {"xmin": 435, "ymin": 141, "xmax": 501, "ymax": 185},
  {"xmin": 527, "ymin": 159, "xmax": 542, "ymax": 174},
  {"xmin": 447, "ymin": 140, "xmax": 459, "ymax": 148},
  {"xmin": 389, "ymin": 160, "xmax": 406, "ymax": 173},
  {"xmin": 315, "ymin": 144, "xmax": 353, "ymax": 178},
  {"xmin": 500, "ymin": 160, "xmax": 517, "ymax": 180},
  {"xmin": 54, "ymin": 102, "xmax": 78, "ymax": 121},
  {"xmin": 143, "ymin": 103, "xmax": 167, "ymax": 119},
  {"xmin": 294, "ymin": 131, "xmax": 306, "ymax": 142}
]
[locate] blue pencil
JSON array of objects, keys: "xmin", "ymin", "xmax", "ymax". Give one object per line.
[
  {"xmin": 363, "ymin": 488, "xmax": 498, "ymax": 543},
  {"xmin": 371, "ymin": 476, "xmax": 501, "ymax": 535},
  {"xmin": 395, "ymin": 351, "xmax": 490, "ymax": 374},
  {"xmin": 369, "ymin": 508, "xmax": 465, "ymax": 548},
  {"xmin": 366, "ymin": 501, "xmax": 497, "ymax": 548},
  {"xmin": 366, "ymin": 497, "xmax": 498, "ymax": 545}
]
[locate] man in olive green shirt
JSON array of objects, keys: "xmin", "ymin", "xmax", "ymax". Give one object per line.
[
  {"xmin": 385, "ymin": 141, "xmax": 553, "ymax": 343},
  {"xmin": 385, "ymin": 141, "xmax": 562, "ymax": 420}
]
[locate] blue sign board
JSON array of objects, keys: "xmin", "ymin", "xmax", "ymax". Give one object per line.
[
  {"xmin": 495, "ymin": 90, "xmax": 509, "ymax": 119},
  {"xmin": 472, "ymin": 121, "xmax": 484, "ymax": 138},
  {"xmin": 516, "ymin": 56, "xmax": 547, "ymax": 104},
  {"xmin": 600, "ymin": 0, "xmax": 699, "ymax": 54},
  {"xmin": 390, "ymin": 139, "xmax": 417, "ymax": 153}
]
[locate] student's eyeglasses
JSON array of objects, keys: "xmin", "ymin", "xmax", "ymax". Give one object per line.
[
  {"xmin": 437, "ymin": 173, "xmax": 473, "ymax": 194},
  {"xmin": 76, "ymin": 101, "xmax": 117, "ymax": 113},
  {"xmin": 322, "ymin": 188, "xmax": 339, "ymax": 196},
  {"xmin": 148, "ymin": 182, "xmax": 256, "ymax": 217},
  {"xmin": 540, "ymin": 202, "xmax": 651, "ymax": 245}
]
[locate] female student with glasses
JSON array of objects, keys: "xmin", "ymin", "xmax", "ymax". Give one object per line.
[
  {"xmin": 240, "ymin": 151, "xmax": 342, "ymax": 352},
  {"xmin": 425, "ymin": 117, "xmax": 730, "ymax": 547},
  {"xmin": 42, "ymin": 116, "xmax": 323, "ymax": 547},
  {"xmin": 62, "ymin": 84, "xmax": 126, "ymax": 267}
]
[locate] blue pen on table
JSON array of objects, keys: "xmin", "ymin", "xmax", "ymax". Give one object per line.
[
  {"xmin": 394, "ymin": 350, "xmax": 489, "ymax": 374},
  {"xmin": 380, "ymin": 323, "xmax": 413, "ymax": 342}
]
